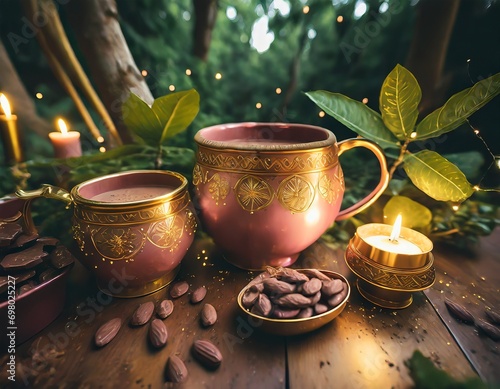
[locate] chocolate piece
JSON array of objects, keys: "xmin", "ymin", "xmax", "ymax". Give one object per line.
[
  {"xmin": 14, "ymin": 270, "xmax": 36, "ymax": 284},
  {"xmin": 170, "ymin": 281, "xmax": 189, "ymax": 298},
  {"xmin": 0, "ymin": 223, "xmax": 22, "ymax": 247},
  {"xmin": 156, "ymin": 299, "xmax": 174, "ymax": 319},
  {"xmin": 18, "ymin": 281, "xmax": 37, "ymax": 296},
  {"xmin": 37, "ymin": 236, "xmax": 60, "ymax": 248},
  {"xmin": 131, "ymin": 302, "xmax": 155, "ymax": 326},
  {"xmin": 11, "ymin": 233, "xmax": 39, "ymax": 249},
  {"xmin": 149, "ymin": 319, "xmax": 168, "ymax": 348},
  {"xmin": 39, "ymin": 267, "xmax": 60, "ymax": 283},
  {"xmin": 1, "ymin": 242, "xmax": 48, "ymax": 270},
  {"xmin": 191, "ymin": 286, "xmax": 207, "ymax": 304},
  {"xmin": 95, "ymin": 318, "xmax": 122, "ymax": 347},
  {"xmin": 49, "ymin": 246, "xmax": 75, "ymax": 269},
  {"xmin": 200, "ymin": 304, "xmax": 217, "ymax": 327},
  {"xmin": 165, "ymin": 355, "xmax": 188, "ymax": 383}
]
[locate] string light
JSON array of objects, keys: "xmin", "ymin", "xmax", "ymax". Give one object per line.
[
  {"xmin": 410, "ymin": 132, "xmax": 417, "ymax": 139},
  {"xmin": 35, "ymin": 92, "xmax": 43, "ymax": 99},
  {"xmin": 452, "ymin": 204, "xmax": 459, "ymax": 211},
  {"xmin": 256, "ymin": 102, "xmax": 262, "ymax": 109},
  {"xmin": 318, "ymin": 111, "xmax": 325, "ymax": 118},
  {"xmin": 337, "ymin": 15, "xmax": 344, "ymax": 23},
  {"xmin": 185, "ymin": 69, "xmax": 192, "ymax": 76},
  {"xmin": 141, "ymin": 69, "xmax": 148, "ymax": 77},
  {"xmin": 169, "ymin": 85, "xmax": 175, "ymax": 91},
  {"xmin": 215, "ymin": 72, "xmax": 222, "ymax": 80},
  {"xmin": 99, "ymin": 146, "xmax": 106, "ymax": 153},
  {"xmin": 362, "ymin": 97, "xmax": 368, "ymax": 104},
  {"xmin": 468, "ymin": 122, "xmax": 500, "ymax": 192},
  {"xmin": 97, "ymin": 136, "xmax": 105, "ymax": 143},
  {"xmin": 275, "ymin": 88, "xmax": 282, "ymax": 94},
  {"xmin": 303, "ymin": 6, "xmax": 310, "ymax": 14}
]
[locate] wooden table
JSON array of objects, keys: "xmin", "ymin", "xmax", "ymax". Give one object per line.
[{"xmin": 3, "ymin": 229, "xmax": 500, "ymax": 388}]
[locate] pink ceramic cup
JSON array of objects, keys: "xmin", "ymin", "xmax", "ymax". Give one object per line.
[
  {"xmin": 193, "ymin": 122, "xmax": 389, "ymax": 270},
  {"xmin": 16, "ymin": 170, "xmax": 197, "ymax": 297}
]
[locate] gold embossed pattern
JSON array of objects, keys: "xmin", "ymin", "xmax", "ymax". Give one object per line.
[
  {"xmin": 277, "ymin": 175, "xmax": 314, "ymax": 213},
  {"xmin": 235, "ymin": 175, "xmax": 273, "ymax": 212},
  {"xmin": 208, "ymin": 173, "xmax": 230, "ymax": 204}
]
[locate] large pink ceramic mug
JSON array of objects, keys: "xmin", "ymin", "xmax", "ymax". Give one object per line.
[{"xmin": 193, "ymin": 123, "xmax": 389, "ymax": 270}]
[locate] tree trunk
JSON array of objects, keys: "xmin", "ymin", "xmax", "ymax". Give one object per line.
[
  {"xmin": 0, "ymin": 39, "xmax": 52, "ymax": 137},
  {"xmin": 405, "ymin": 0, "xmax": 460, "ymax": 115},
  {"xmin": 65, "ymin": 0, "xmax": 153, "ymax": 144},
  {"xmin": 193, "ymin": 0, "xmax": 218, "ymax": 61}
]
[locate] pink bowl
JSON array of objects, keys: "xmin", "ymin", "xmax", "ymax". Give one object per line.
[{"xmin": 193, "ymin": 123, "xmax": 389, "ymax": 270}]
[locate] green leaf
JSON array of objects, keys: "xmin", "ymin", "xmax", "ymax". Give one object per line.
[
  {"xmin": 443, "ymin": 151, "xmax": 485, "ymax": 179},
  {"xmin": 379, "ymin": 64, "xmax": 421, "ymax": 140},
  {"xmin": 415, "ymin": 73, "xmax": 500, "ymax": 140},
  {"xmin": 152, "ymin": 89, "xmax": 200, "ymax": 144},
  {"xmin": 383, "ymin": 196, "xmax": 432, "ymax": 228},
  {"xmin": 122, "ymin": 93, "xmax": 162, "ymax": 146},
  {"xmin": 406, "ymin": 350, "xmax": 487, "ymax": 389},
  {"xmin": 306, "ymin": 90, "xmax": 400, "ymax": 149},
  {"xmin": 403, "ymin": 151, "xmax": 474, "ymax": 202}
]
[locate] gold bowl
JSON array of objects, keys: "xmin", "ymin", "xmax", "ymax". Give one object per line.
[{"xmin": 236, "ymin": 270, "xmax": 350, "ymax": 336}]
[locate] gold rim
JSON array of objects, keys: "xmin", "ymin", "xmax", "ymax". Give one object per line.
[{"xmin": 72, "ymin": 170, "xmax": 188, "ymax": 209}]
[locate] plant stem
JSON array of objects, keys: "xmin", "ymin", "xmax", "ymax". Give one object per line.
[
  {"xmin": 155, "ymin": 146, "xmax": 163, "ymax": 170},
  {"xmin": 388, "ymin": 140, "xmax": 410, "ymax": 179},
  {"xmin": 430, "ymin": 228, "xmax": 460, "ymax": 238}
]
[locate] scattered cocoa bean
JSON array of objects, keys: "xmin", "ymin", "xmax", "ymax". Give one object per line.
[
  {"xmin": 170, "ymin": 281, "xmax": 189, "ymax": 298},
  {"xmin": 192, "ymin": 340, "xmax": 223, "ymax": 369},
  {"xmin": 131, "ymin": 302, "xmax": 155, "ymax": 326},
  {"xmin": 263, "ymin": 277, "xmax": 295, "ymax": 295},
  {"xmin": 149, "ymin": 319, "xmax": 168, "ymax": 348},
  {"xmin": 322, "ymin": 279, "xmax": 343, "ymax": 296},
  {"xmin": 156, "ymin": 299, "xmax": 174, "ymax": 319},
  {"xmin": 200, "ymin": 303, "xmax": 217, "ymax": 327},
  {"xmin": 476, "ymin": 319, "xmax": 500, "ymax": 341},
  {"xmin": 302, "ymin": 278, "xmax": 322, "ymax": 296},
  {"xmin": 165, "ymin": 355, "xmax": 188, "ymax": 383},
  {"xmin": 485, "ymin": 309, "xmax": 500, "ymax": 325},
  {"xmin": 444, "ymin": 298, "xmax": 475, "ymax": 324},
  {"xmin": 191, "ymin": 286, "xmax": 207, "ymax": 304},
  {"xmin": 251, "ymin": 294, "xmax": 272, "ymax": 317},
  {"xmin": 273, "ymin": 293, "xmax": 312, "ymax": 309},
  {"xmin": 95, "ymin": 318, "xmax": 122, "ymax": 347}
]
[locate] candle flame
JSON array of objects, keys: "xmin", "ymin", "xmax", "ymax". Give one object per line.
[
  {"xmin": 389, "ymin": 214, "xmax": 402, "ymax": 242},
  {"xmin": 0, "ymin": 93, "xmax": 12, "ymax": 118},
  {"xmin": 57, "ymin": 118, "xmax": 68, "ymax": 134}
]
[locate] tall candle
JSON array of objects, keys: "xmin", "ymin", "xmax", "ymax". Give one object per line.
[
  {"xmin": 364, "ymin": 215, "xmax": 422, "ymax": 255},
  {"xmin": 0, "ymin": 93, "xmax": 24, "ymax": 164},
  {"xmin": 48, "ymin": 118, "xmax": 82, "ymax": 159}
]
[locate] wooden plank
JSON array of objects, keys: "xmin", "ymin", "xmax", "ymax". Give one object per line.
[
  {"xmin": 424, "ymin": 229, "xmax": 500, "ymax": 384},
  {"xmin": 287, "ymin": 241, "xmax": 477, "ymax": 389},
  {"xmin": 10, "ymin": 239, "xmax": 286, "ymax": 388}
]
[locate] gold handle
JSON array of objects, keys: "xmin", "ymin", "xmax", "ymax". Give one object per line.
[
  {"xmin": 15, "ymin": 184, "xmax": 73, "ymax": 235},
  {"xmin": 336, "ymin": 138, "xmax": 389, "ymax": 221}
]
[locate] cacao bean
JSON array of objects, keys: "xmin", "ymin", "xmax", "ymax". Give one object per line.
[
  {"xmin": 95, "ymin": 318, "xmax": 121, "ymax": 347},
  {"xmin": 310, "ymin": 291, "xmax": 321, "ymax": 305},
  {"xmin": 156, "ymin": 299, "xmax": 174, "ymax": 319},
  {"xmin": 263, "ymin": 277, "xmax": 295, "ymax": 295},
  {"xmin": 322, "ymin": 279, "xmax": 343, "ymax": 296},
  {"xmin": 302, "ymin": 278, "xmax": 322, "ymax": 296},
  {"xmin": 191, "ymin": 286, "xmax": 207, "ymax": 304},
  {"xmin": 273, "ymin": 293, "xmax": 312, "ymax": 309},
  {"xmin": 314, "ymin": 303, "xmax": 329, "ymax": 315},
  {"xmin": 242, "ymin": 289, "xmax": 259, "ymax": 308},
  {"xmin": 476, "ymin": 319, "xmax": 500, "ymax": 341},
  {"xmin": 130, "ymin": 301, "xmax": 155, "ymax": 326},
  {"xmin": 149, "ymin": 319, "xmax": 168, "ymax": 348},
  {"xmin": 485, "ymin": 309, "xmax": 500, "ymax": 325},
  {"xmin": 170, "ymin": 281, "xmax": 189, "ymax": 298},
  {"xmin": 251, "ymin": 294, "xmax": 272, "ymax": 317},
  {"xmin": 192, "ymin": 340, "xmax": 223, "ymax": 369},
  {"xmin": 276, "ymin": 267, "xmax": 309, "ymax": 283},
  {"xmin": 300, "ymin": 268, "xmax": 331, "ymax": 282},
  {"xmin": 249, "ymin": 282, "xmax": 264, "ymax": 293},
  {"xmin": 297, "ymin": 307, "xmax": 313, "ymax": 318},
  {"xmin": 200, "ymin": 303, "xmax": 217, "ymax": 327},
  {"xmin": 444, "ymin": 298, "xmax": 475, "ymax": 324},
  {"xmin": 165, "ymin": 355, "xmax": 188, "ymax": 383},
  {"xmin": 328, "ymin": 284, "xmax": 348, "ymax": 308},
  {"xmin": 272, "ymin": 307, "xmax": 300, "ymax": 319}
]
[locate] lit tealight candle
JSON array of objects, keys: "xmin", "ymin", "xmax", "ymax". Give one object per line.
[
  {"xmin": 48, "ymin": 118, "xmax": 82, "ymax": 159},
  {"xmin": 364, "ymin": 215, "xmax": 422, "ymax": 255},
  {"xmin": 0, "ymin": 93, "xmax": 24, "ymax": 164}
]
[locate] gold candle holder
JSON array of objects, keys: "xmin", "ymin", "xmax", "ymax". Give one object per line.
[
  {"xmin": 345, "ymin": 221, "xmax": 435, "ymax": 309},
  {"xmin": 0, "ymin": 113, "xmax": 24, "ymax": 165}
]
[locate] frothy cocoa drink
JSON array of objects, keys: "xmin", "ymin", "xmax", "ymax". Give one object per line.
[{"xmin": 91, "ymin": 186, "xmax": 171, "ymax": 203}]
